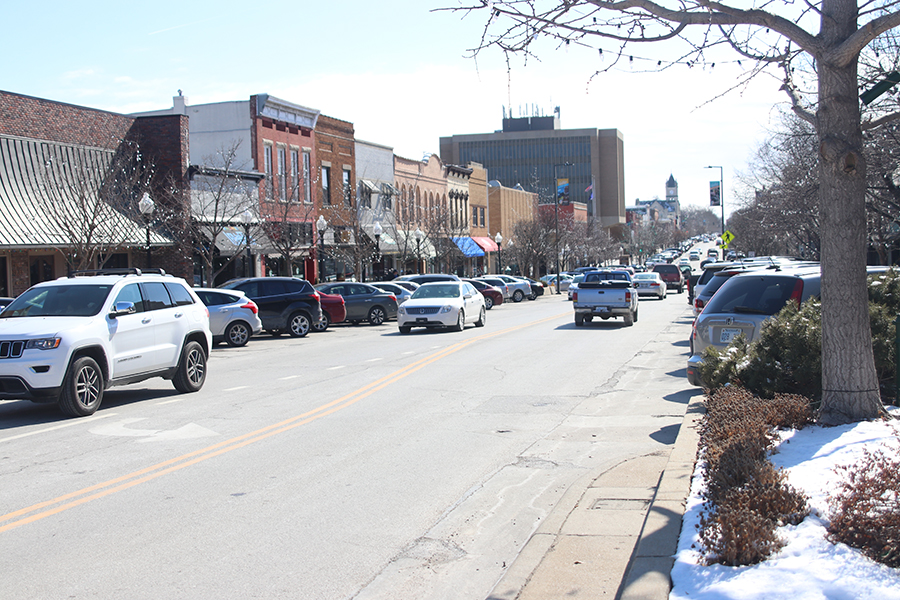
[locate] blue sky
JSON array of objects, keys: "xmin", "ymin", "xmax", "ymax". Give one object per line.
[{"xmin": 4, "ymin": 0, "xmax": 788, "ymax": 219}]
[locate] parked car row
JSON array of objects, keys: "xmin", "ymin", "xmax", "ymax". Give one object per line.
[{"xmin": 685, "ymin": 260, "xmax": 881, "ymax": 388}]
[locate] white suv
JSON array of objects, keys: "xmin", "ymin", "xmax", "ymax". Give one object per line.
[{"xmin": 0, "ymin": 269, "xmax": 212, "ymax": 417}]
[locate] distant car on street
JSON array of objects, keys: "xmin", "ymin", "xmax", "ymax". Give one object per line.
[
  {"xmin": 315, "ymin": 282, "xmax": 398, "ymax": 325},
  {"xmin": 397, "ymin": 281, "xmax": 486, "ymax": 333},
  {"xmin": 633, "ymin": 272, "xmax": 667, "ymax": 300},
  {"xmin": 194, "ymin": 287, "xmax": 262, "ymax": 347}
]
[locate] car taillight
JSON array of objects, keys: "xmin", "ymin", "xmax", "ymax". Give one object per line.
[
  {"xmin": 312, "ymin": 291, "xmax": 321, "ymax": 301},
  {"xmin": 625, "ymin": 290, "xmax": 631, "ymax": 302},
  {"xmin": 695, "ymin": 298, "xmax": 705, "ymax": 312},
  {"xmin": 388, "ymin": 295, "xmax": 397, "ymax": 303},
  {"xmin": 241, "ymin": 300, "xmax": 259, "ymax": 315},
  {"xmin": 573, "ymin": 291, "xmax": 578, "ymax": 302},
  {"xmin": 789, "ymin": 279, "xmax": 804, "ymax": 307}
]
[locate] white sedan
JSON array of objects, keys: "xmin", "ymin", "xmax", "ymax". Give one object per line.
[
  {"xmin": 633, "ymin": 272, "xmax": 667, "ymax": 300},
  {"xmin": 397, "ymin": 281, "xmax": 486, "ymax": 333}
]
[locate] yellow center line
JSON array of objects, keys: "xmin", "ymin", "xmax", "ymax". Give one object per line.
[{"xmin": 0, "ymin": 311, "xmax": 569, "ymax": 533}]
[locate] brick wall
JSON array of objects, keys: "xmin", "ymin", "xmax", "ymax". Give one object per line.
[{"xmin": 0, "ymin": 91, "xmax": 134, "ymax": 149}]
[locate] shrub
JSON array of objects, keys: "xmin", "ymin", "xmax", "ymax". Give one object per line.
[
  {"xmin": 697, "ymin": 386, "xmax": 811, "ymax": 566},
  {"xmin": 827, "ymin": 443, "xmax": 900, "ymax": 568}
]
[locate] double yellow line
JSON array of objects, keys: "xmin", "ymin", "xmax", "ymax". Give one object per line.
[{"xmin": 1, "ymin": 314, "xmax": 565, "ymax": 534}]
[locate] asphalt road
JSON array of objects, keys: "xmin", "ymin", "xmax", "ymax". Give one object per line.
[{"xmin": 0, "ymin": 289, "xmax": 696, "ymax": 600}]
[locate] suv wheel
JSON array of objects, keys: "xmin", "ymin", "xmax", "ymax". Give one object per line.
[
  {"xmin": 513, "ymin": 290, "xmax": 525, "ymax": 303},
  {"xmin": 288, "ymin": 312, "xmax": 311, "ymax": 337},
  {"xmin": 225, "ymin": 321, "xmax": 252, "ymax": 347},
  {"xmin": 484, "ymin": 296, "xmax": 494, "ymax": 310},
  {"xmin": 173, "ymin": 341, "xmax": 207, "ymax": 393},
  {"xmin": 368, "ymin": 306, "xmax": 386, "ymax": 326},
  {"xmin": 58, "ymin": 356, "xmax": 104, "ymax": 417},
  {"xmin": 312, "ymin": 312, "xmax": 331, "ymax": 332}
]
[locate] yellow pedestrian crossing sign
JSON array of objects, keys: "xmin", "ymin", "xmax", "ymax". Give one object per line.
[{"xmin": 721, "ymin": 230, "xmax": 735, "ymax": 248}]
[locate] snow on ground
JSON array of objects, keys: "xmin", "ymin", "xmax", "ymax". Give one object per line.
[{"xmin": 670, "ymin": 406, "xmax": 900, "ymax": 600}]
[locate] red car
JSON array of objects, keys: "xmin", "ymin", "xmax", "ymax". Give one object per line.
[
  {"xmin": 463, "ymin": 278, "xmax": 504, "ymax": 310},
  {"xmin": 313, "ymin": 291, "xmax": 346, "ymax": 331}
]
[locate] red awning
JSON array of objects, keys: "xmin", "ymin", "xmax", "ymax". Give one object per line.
[{"xmin": 471, "ymin": 236, "xmax": 499, "ymax": 252}]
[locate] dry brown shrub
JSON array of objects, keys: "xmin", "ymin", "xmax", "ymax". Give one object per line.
[
  {"xmin": 827, "ymin": 443, "xmax": 900, "ymax": 568},
  {"xmin": 697, "ymin": 386, "xmax": 812, "ymax": 566}
]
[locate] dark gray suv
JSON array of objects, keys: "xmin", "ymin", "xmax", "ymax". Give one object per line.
[
  {"xmin": 220, "ymin": 277, "xmax": 322, "ymax": 338},
  {"xmin": 687, "ymin": 266, "xmax": 824, "ymax": 386}
]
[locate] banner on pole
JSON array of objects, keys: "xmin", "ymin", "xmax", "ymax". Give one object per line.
[
  {"xmin": 557, "ymin": 178, "xmax": 570, "ymax": 205},
  {"xmin": 709, "ymin": 181, "xmax": 721, "ymax": 207}
]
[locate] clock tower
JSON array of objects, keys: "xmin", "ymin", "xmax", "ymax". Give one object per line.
[{"xmin": 665, "ymin": 174, "xmax": 678, "ymax": 202}]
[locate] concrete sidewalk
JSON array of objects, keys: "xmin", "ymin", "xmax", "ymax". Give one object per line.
[{"xmin": 486, "ymin": 393, "xmax": 705, "ymax": 600}]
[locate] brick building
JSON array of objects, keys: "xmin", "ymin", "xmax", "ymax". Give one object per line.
[
  {"xmin": 0, "ymin": 90, "xmax": 191, "ymax": 296},
  {"xmin": 134, "ymin": 94, "xmax": 322, "ymax": 283}
]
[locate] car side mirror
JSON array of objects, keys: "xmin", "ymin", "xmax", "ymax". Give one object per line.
[{"xmin": 110, "ymin": 301, "xmax": 136, "ymax": 318}]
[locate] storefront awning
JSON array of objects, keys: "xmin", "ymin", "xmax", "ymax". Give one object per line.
[
  {"xmin": 471, "ymin": 236, "xmax": 499, "ymax": 253},
  {"xmin": 452, "ymin": 237, "xmax": 485, "ymax": 257}
]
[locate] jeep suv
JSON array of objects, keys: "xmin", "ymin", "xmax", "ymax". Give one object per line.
[
  {"xmin": 0, "ymin": 269, "xmax": 212, "ymax": 417},
  {"xmin": 220, "ymin": 277, "xmax": 322, "ymax": 337}
]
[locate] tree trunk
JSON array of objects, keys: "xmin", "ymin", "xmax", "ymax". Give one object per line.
[{"xmin": 816, "ymin": 0, "xmax": 886, "ymax": 424}]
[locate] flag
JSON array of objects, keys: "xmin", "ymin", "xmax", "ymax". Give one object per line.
[{"xmin": 586, "ymin": 178, "xmax": 595, "ymax": 201}]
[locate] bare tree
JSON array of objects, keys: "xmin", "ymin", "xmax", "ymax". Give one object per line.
[
  {"xmin": 446, "ymin": 0, "xmax": 900, "ymax": 423},
  {"xmin": 680, "ymin": 206, "xmax": 722, "ymax": 238},
  {"xmin": 37, "ymin": 139, "xmax": 156, "ymax": 272},
  {"xmin": 189, "ymin": 142, "xmax": 260, "ymax": 287}
]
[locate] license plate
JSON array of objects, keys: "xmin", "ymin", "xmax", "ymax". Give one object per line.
[
  {"xmin": 416, "ymin": 317, "xmax": 428, "ymax": 323},
  {"xmin": 720, "ymin": 328, "xmax": 742, "ymax": 343}
]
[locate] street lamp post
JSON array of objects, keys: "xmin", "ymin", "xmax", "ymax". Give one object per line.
[
  {"xmin": 373, "ymin": 220, "xmax": 383, "ymax": 280},
  {"xmin": 240, "ymin": 209, "xmax": 253, "ymax": 278},
  {"xmin": 317, "ymin": 215, "xmax": 328, "ymax": 284},
  {"xmin": 138, "ymin": 192, "xmax": 154, "ymax": 269},
  {"xmin": 494, "ymin": 231, "xmax": 503, "ymax": 274},
  {"xmin": 553, "ymin": 162, "xmax": 573, "ymax": 293},
  {"xmin": 705, "ymin": 165, "xmax": 725, "ymax": 235},
  {"xmin": 414, "ymin": 227, "xmax": 424, "ymax": 274}
]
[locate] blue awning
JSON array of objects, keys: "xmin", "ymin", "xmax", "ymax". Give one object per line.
[{"xmin": 452, "ymin": 237, "xmax": 485, "ymax": 257}]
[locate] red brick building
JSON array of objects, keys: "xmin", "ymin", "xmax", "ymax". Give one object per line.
[{"xmin": 0, "ymin": 91, "xmax": 192, "ymax": 296}]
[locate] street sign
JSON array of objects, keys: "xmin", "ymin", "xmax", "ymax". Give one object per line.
[{"xmin": 721, "ymin": 230, "xmax": 735, "ymax": 249}]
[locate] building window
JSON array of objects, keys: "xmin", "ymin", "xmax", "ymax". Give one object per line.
[
  {"xmin": 360, "ymin": 186, "xmax": 372, "ymax": 209},
  {"xmin": 277, "ymin": 146, "xmax": 287, "ymax": 201},
  {"xmin": 322, "ymin": 166, "xmax": 331, "ymax": 205},
  {"xmin": 343, "ymin": 169, "xmax": 352, "ymax": 207},
  {"xmin": 290, "ymin": 149, "xmax": 299, "ymax": 202},
  {"xmin": 472, "ymin": 206, "xmax": 478, "ymax": 227},
  {"xmin": 381, "ymin": 184, "xmax": 393, "ymax": 211},
  {"xmin": 302, "ymin": 151, "xmax": 311, "ymax": 203},
  {"xmin": 480, "ymin": 207, "xmax": 485, "ymax": 227},
  {"xmin": 264, "ymin": 144, "xmax": 273, "ymax": 200}
]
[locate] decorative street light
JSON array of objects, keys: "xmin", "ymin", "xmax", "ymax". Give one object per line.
[
  {"xmin": 373, "ymin": 220, "xmax": 383, "ymax": 280},
  {"xmin": 138, "ymin": 192, "xmax": 154, "ymax": 269},
  {"xmin": 317, "ymin": 215, "xmax": 328, "ymax": 284},
  {"xmin": 494, "ymin": 231, "xmax": 503, "ymax": 274},
  {"xmin": 240, "ymin": 209, "xmax": 253, "ymax": 278},
  {"xmin": 705, "ymin": 165, "xmax": 725, "ymax": 235},
  {"xmin": 414, "ymin": 227, "xmax": 424, "ymax": 274},
  {"xmin": 553, "ymin": 162, "xmax": 573, "ymax": 293}
]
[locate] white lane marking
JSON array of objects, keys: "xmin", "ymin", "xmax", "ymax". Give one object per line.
[
  {"xmin": 279, "ymin": 375, "xmax": 300, "ymax": 380},
  {"xmin": 90, "ymin": 418, "xmax": 218, "ymax": 442},
  {"xmin": 365, "ymin": 358, "xmax": 383, "ymax": 362},
  {"xmin": 0, "ymin": 412, "xmax": 118, "ymax": 444},
  {"xmin": 223, "ymin": 386, "xmax": 249, "ymax": 392},
  {"xmin": 327, "ymin": 366, "xmax": 346, "ymax": 370}
]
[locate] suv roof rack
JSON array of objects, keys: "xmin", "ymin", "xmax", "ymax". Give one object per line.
[{"xmin": 69, "ymin": 268, "xmax": 168, "ymax": 278}]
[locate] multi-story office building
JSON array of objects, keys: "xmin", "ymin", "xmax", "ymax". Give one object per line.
[{"xmin": 439, "ymin": 116, "xmax": 626, "ymax": 232}]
